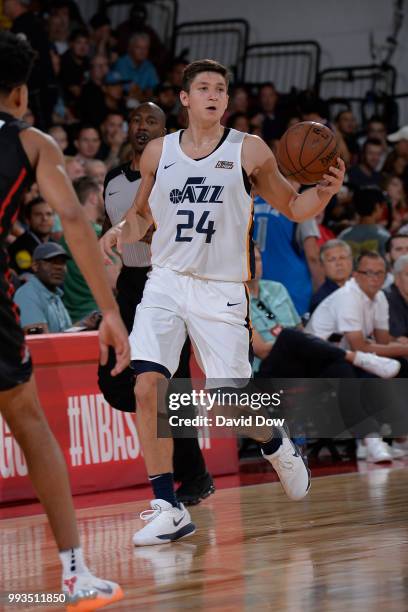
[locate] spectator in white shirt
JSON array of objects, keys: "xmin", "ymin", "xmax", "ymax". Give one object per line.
[
  {"xmin": 306, "ymin": 250, "xmax": 408, "ymax": 461},
  {"xmin": 307, "ymin": 251, "xmax": 408, "ymax": 364}
]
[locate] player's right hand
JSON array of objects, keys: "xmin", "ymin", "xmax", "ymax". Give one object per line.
[
  {"xmin": 99, "ymin": 225, "xmax": 123, "ymax": 265},
  {"xmin": 98, "ymin": 308, "xmax": 130, "ymax": 376}
]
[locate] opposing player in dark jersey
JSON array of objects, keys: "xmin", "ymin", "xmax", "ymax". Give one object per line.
[
  {"xmin": 99, "ymin": 102, "xmax": 214, "ymax": 505},
  {"xmin": 0, "ymin": 32, "xmax": 127, "ymax": 609}
]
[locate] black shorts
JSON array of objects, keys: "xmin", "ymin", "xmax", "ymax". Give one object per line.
[{"xmin": 0, "ymin": 271, "xmax": 32, "ymax": 391}]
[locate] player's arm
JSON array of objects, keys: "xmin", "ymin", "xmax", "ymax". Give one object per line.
[
  {"xmin": 242, "ymin": 135, "xmax": 345, "ymax": 222},
  {"xmin": 99, "ymin": 138, "xmax": 161, "ymax": 262},
  {"xmin": 20, "ymin": 129, "xmax": 129, "ymax": 374},
  {"xmin": 100, "ymin": 174, "xmax": 112, "ymax": 237}
]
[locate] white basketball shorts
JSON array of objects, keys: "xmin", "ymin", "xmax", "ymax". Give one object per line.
[{"xmin": 129, "ymin": 266, "xmax": 252, "ymax": 384}]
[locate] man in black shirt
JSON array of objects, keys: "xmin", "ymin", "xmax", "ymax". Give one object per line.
[{"xmin": 8, "ymin": 197, "xmax": 55, "ymax": 275}]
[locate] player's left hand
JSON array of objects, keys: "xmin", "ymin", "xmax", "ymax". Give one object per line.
[
  {"xmin": 316, "ymin": 157, "xmax": 345, "ymax": 199},
  {"xmin": 99, "ymin": 308, "xmax": 130, "ymax": 376}
]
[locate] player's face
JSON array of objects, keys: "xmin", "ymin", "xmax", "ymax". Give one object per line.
[
  {"xmin": 322, "ymin": 246, "xmax": 352, "ymax": 284},
  {"xmin": 128, "ymin": 106, "xmax": 165, "ymax": 152},
  {"xmin": 181, "ymin": 72, "xmax": 228, "ymax": 124}
]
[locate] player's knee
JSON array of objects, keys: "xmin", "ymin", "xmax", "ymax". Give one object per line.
[
  {"xmin": 4, "ymin": 393, "xmax": 50, "ymax": 444},
  {"xmin": 134, "ymin": 373, "xmax": 163, "ymax": 411}
]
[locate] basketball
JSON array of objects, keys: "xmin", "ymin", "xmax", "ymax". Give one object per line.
[{"xmin": 276, "ymin": 121, "xmax": 338, "ymax": 185}]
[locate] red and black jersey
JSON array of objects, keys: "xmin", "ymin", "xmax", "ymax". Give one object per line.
[
  {"xmin": 0, "ymin": 111, "xmax": 34, "ymax": 274},
  {"xmin": 0, "ymin": 112, "xmax": 34, "ymax": 389}
]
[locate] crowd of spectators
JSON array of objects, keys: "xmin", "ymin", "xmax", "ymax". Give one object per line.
[{"xmin": 4, "ymin": 0, "xmax": 408, "ymax": 461}]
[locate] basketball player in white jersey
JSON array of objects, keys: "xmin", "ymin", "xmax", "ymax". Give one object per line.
[
  {"xmin": 99, "ymin": 102, "xmax": 215, "ymax": 505},
  {"xmin": 100, "ymin": 59, "xmax": 346, "ymax": 545}
]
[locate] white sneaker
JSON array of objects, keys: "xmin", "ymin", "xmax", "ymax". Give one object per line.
[
  {"xmin": 358, "ymin": 439, "xmax": 405, "ymax": 460},
  {"xmin": 133, "ymin": 499, "xmax": 196, "ymax": 546},
  {"xmin": 63, "ymin": 572, "xmax": 123, "ymax": 611},
  {"xmin": 365, "ymin": 437, "xmax": 393, "ymax": 463},
  {"xmin": 353, "ymin": 351, "xmax": 401, "ymax": 378},
  {"xmin": 262, "ymin": 437, "xmax": 311, "ymax": 501}
]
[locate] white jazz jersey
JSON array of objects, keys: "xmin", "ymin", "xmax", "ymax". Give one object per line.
[{"xmin": 149, "ymin": 128, "xmax": 254, "ymax": 282}]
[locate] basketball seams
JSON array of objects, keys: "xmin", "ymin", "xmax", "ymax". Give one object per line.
[
  {"xmin": 277, "ymin": 158, "xmax": 314, "ymax": 184},
  {"xmin": 303, "ymin": 132, "xmax": 336, "ymax": 172},
  {"xmin": 298, "ymin": 123, "xmax": 315, "ymax": 172},
  {"xmin": 283, "ymin": 130, "xmax": 299, "ymax": 174}
]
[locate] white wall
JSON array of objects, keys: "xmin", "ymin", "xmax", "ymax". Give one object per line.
[{"xmin": 177, "ymin": 0, "xmax": 408, "ymax": 92}]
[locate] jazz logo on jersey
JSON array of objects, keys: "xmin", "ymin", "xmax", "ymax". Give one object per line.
[{"xmin": 169, "ymin": 177, "xmax": 224, "ymax": 205}]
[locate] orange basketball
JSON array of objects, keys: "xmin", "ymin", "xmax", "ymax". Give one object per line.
[{"xmin": 276, "ymin": 121, "xmax": 338, "ymax": 185}]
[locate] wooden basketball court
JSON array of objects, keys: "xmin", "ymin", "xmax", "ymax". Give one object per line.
[{"xmin": 1, "ymin": 466, "xmax": 408, "ymax": 611}]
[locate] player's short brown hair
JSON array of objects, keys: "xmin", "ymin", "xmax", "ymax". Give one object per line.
[{"xmin": 182, "ymin": 59, "xmax": 230, "ymax": 92}]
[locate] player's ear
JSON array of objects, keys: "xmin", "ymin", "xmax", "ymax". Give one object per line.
[
  {"xmin": 11, "ymin": 85, "xmax": 28, "ymax": 118},
  {"xmin": 180, "ymin": 90, "xmax": 189, "ymax": 108}
]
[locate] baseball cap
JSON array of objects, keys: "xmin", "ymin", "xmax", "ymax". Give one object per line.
[
  {"xmin": 104, "ymin": 71, "xmax": 130, "ymax": 86},
  {"xmin": 33, "ymin": 243, "xmax": 71, "ymax": 261},
  {"xmin": 387, "ymin": 125, "xmax": 408, "ymax": 142}
]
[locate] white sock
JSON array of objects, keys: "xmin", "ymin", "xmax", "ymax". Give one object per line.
[{"xmin": 59, "ymin": 547, "xmax": 88, "ymax": 578}]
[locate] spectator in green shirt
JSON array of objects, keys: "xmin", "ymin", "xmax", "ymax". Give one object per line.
[
  {"xmin": 248, "ymin": 246, "xmax": 301, "ymax": 374},
  {"xmin": 60, "ymin": 177, "xmax": 103, "ymax": 320}
]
